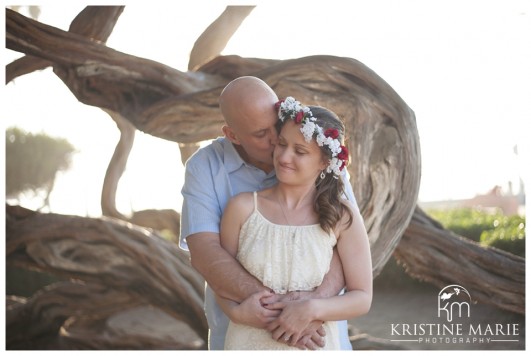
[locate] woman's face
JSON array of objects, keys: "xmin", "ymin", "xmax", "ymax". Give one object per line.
[{"xmin": 274, "ymin": 120, "xmax": 327, "ymax": 184}]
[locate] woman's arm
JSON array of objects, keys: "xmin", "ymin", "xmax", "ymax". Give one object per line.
[{"xmin": 312, "ymin": 206, "xmax": 373, "ymax": 319}]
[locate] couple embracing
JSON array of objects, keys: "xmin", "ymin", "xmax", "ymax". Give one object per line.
[{"xmin": 180, "ymin": 76, "xmax": 372, "ymax": 350}]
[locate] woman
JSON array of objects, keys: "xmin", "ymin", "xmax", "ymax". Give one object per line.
[{"xmin": 217, "ymin": 97, "xmax": 373, "ymax": 350}]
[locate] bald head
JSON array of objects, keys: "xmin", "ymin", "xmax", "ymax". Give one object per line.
[
  {"xmin": 218, "ymin": 76, "xmax": 279, "ymax": 172},
  {"xmin": 219, "ymin": 76, "xmax": 278, "ymax": 127}
]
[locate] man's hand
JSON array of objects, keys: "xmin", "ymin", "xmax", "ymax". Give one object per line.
[
  {"xmin": 265, "ymin": 299, "xmax": 326, "ymax": 349},
  {"xmin": 231, "ymin": 290, "xmax": 281, "ymax": 329},
  {"xmin": 293, "ymin": 321, "xmax": 326, "ymax": 350}
]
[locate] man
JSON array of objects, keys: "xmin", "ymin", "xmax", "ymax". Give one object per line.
[{"xmin": 180, "ymin": 76, "xmax": 355, "ymax": 350}]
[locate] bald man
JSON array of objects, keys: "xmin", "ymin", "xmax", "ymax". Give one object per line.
[{"xmin": 180, "ymin": 76, "xmax": 355, "ymax": 350}]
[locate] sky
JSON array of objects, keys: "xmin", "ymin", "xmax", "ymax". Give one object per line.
[{"xmin": 3, "ymin": 0, "xmax": 530, "ymax": 218}]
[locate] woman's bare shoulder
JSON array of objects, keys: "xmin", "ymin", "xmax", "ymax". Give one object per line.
[
  {"xmin": 336, "ymin": 198, "xmax": 365, "ymax": 237},
  {"xmin": 227, "ymin": 191, "xmax": 256, "ymax": 211}
]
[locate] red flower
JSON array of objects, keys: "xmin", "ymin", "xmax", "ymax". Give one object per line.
[
  {"xmin": 295, "ymin": 111, "xmax": 304, "ymax": 123},
  {"xmin": 324, "ymin": 128, "xmax": 339, "ymax": 139},
  {"xmin": 340, "ymin": 161, "xmax": 347, "ymax": 171},
  {"xmin": 338, "ymin": 146, "xmax": 349, "ymax": 161},
  {"xmin": 274, "ymin": 99, "xmax": 284, "ymax": 111}
]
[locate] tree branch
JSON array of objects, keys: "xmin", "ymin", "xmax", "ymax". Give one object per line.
[
  {"xmin": 6, "ymin": 8, "xmax": 221, "ymax": 122},
  {"xmin": 188, "ymin": 6, "xmax": 255, "ymax": 71},
  {"xmin": 6, "ymin": 6, "xmax": 125, "ymax": 84}
]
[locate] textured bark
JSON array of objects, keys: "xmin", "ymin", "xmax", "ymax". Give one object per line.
[
  {"xmin": 6, "ymin": 6, "xmax": 124, "ymax": 84},
  {"xmin": 6, "ymin": 281, "xmax": 203, "ymax": 350},
  {"xmin": 6, "ymin": 205, "xmax": 207, "ymax": 347}
]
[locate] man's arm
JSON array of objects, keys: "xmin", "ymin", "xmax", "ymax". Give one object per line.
[
  {"xmin": 187, "ymin": 232, "xmax": 266, "ymax": 302},
  {"xmin": 181, "ymin": 147, "xmax": 266, "ymax": 302}
]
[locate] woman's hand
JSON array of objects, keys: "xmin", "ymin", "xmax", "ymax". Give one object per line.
[
  {"xmin": 265, "ymin": 299, "xmax": 322, "ymax": 348},
  {"xmin": 230, "ymin": 290, "xmax": 281, "ymax": 329}
]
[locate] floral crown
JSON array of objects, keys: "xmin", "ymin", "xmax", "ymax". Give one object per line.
[{"xmin": 275, "ymin": 96, "xmax": 349, "ymax": 178}]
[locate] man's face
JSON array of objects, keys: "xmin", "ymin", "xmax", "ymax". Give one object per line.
[{"xmin": 234, "ymin": 112, "xmax": 278, "ymax": 167}]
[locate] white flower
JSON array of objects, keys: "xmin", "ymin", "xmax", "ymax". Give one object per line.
[
  {"xmin": 327, "ymin": 157, "xmax": 342, "ymax": 177},
  {"xmin": 303, "ymin": 106, "xmax": 313, "ymax": 118},
  {"xmin": 327, "ymin": 139, "xmax": 341, "ymax": 156},
  {"xmin": 316, "ymin": 132, "xmax": 326, "ymax": 147},
  {"xmin": 282, "ymin": 97, "xmax": 298, "ymax": 115},
  {"xmin": 300, "ymin": 121, "xmax": 317, "ymax": 142}
]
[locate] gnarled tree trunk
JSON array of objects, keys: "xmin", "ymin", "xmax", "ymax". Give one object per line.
[{"xmin": 6, "ymin": 204, "xmax": 207, "ymax": 349}]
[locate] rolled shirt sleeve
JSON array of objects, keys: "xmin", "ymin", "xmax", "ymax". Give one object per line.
[{"xmin": 180, "ymin": 143, "xmax": 229, "ymax": 250}]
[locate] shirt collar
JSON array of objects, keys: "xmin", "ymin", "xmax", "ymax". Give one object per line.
[
  {"xmin": 222, "ymin": 137, "xmax": 247, "ymax": 173},
  {"xmin": 221, "ymin": 137, "xmax": 276, "ymax": 178}
]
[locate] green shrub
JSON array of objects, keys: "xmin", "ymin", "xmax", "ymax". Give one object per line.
[
  {"xmin": 427, "ymin": 208, "xmax": 525, "ymax": 257},
  {"xmin": 480, "ymin": 216, "xmax": 525, "ymax": 257},
  {"xmin": 427, "ymin": 208, "xmax": 497, "ymax": 242},
  {"xmin": 6, "ymin": 126, "xmax": 76, "ymax": 197}
]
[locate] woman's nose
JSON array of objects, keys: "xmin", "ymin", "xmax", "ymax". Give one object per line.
[{"xmin": 276, "ymin": 146, "xmax": 291, "ymax": 163}]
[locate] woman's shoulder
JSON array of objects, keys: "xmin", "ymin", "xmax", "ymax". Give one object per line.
[
  {"xmin": 336, "ymin": 198, "xmax": 364, "ymax": 235},
  {"xmin": 223, "ymin": 192, "xmax": 256, "ymax": 227},
  {"xmin": 227, "ymin": 191, "xmax": 256, "ymax": 211},
  {"xmin": 339, "ymin": 194, "xmax": 357, "ymax": 211}
]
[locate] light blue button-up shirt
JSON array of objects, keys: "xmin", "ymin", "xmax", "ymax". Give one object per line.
[{"xmin": 180, "ymin": 137, "xmax": 355, "ymax": 350}]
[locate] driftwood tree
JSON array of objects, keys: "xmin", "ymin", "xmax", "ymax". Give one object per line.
[{"xmin": 5, "ymin": 6, "xmax": 524, "ymax": 350}]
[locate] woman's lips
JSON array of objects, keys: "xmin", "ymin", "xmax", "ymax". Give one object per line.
[{"xmin": 277, "ymin": 162, "xmax": 295, "ymax": 172}]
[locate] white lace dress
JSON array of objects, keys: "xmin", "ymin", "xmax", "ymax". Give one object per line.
[{"xmin": 224, "ymin": 192, "xmax": 340, "ymax": 350}]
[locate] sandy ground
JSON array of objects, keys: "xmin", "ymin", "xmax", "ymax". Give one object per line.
[{"xmin": 349, "ymin": 277, "xmax": 525, "ymax": 351}]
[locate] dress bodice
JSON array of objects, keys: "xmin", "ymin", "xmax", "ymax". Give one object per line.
[
  {"xmin": 224, "ymin": 192, "xmax": 340, "ymax": 350},
  {"xmin": 237, "ymin": 197, "xmax": 337, "ymax": 293}
]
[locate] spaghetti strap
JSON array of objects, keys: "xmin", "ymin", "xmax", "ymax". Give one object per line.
[{"xmin": 253, "ymin": 191, "xmax": 258, "ymax": 212}]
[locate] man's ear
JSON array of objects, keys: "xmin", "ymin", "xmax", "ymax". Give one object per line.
[{"xmin": 222, "ymin": 125, "xmax": 241, "ymax": 145}]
